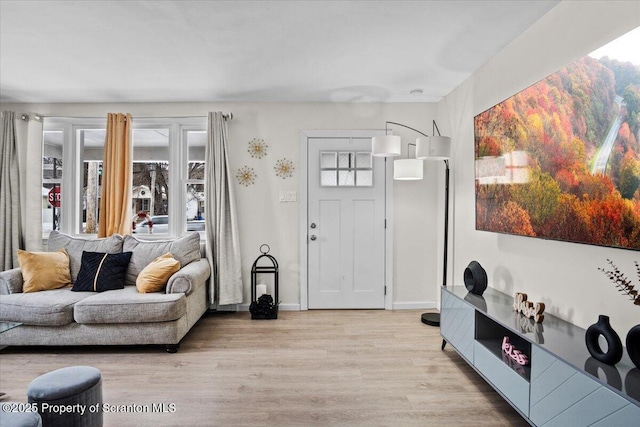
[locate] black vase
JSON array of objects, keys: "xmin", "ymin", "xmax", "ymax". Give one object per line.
[
  {"xmin": 585, "ymin": 315, "xmax": 623, "ymax": 365},
  {"xmin": 627, "ymin": 324, "xmax": 640, "ymax": 369},
  {"xmin": 464, "ymin": 261, "xmax": 488, "ymax": 296}
]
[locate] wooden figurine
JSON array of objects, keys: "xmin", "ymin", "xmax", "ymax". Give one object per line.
[{"xmin": 513, "ymin": 292, "xmax": 545, "ymax": 323}]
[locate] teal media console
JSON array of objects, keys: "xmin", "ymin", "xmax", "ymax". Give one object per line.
[{"xmin": 440, "ymin": 286, "xmax": 640, "ymax": 426}]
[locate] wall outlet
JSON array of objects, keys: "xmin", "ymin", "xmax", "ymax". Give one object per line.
[{"xmin": 279, "ymin": 191, "xmax": 297, "ymax": 202}]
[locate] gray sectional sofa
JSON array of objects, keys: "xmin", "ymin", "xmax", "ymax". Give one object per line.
[{"xmin": 0, "ymin": 231, "xmax": 210, "ymax": 353}]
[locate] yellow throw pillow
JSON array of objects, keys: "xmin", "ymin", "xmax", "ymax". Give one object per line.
[
  {"xmin": 136, "ymin": 253, "xmax": 180, "ymax": 293},
  {"xmin": 17, "ymin": 248, "xmax": 72, "ymax": 293}
]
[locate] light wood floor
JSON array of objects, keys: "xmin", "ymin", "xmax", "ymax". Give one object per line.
[{"xmin": 0, "ymin": 310, "xmax": 528, "ymax": 426}]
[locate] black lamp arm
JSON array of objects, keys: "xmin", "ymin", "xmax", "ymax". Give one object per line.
[
  {"xmin": 385, "ymin": 121, "xmax": 430, "ymax": 138},
  {"xmin": 432, "ymin": 120, "xmax": 442, "ymax": 136},
  {"xmin": 385, "ymin": 120, "xmax": 444, "ymax": 138}
]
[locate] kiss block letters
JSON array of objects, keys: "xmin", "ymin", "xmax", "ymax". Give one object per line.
[
  {"xmin": 502, "ymin": 336, "xmax": 529, "ymax": 366},
  {"xmin": 513, "ymin": 292, "xmax": 545, "ymax": 323}
]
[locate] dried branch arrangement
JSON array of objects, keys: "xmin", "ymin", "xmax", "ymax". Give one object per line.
[{"xmin": 598, "ymin": 259, "xmax": 640, "ymax": 306}]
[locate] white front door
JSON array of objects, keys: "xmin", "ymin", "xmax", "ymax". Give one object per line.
[{"xmin": 307, "ymin": 137, "xmax": 386, "ymax": 309}]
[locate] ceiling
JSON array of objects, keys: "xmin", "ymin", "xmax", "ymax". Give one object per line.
[{"xmin": 0, "ymin": 0, "xmax": 559, "ymax": 104}]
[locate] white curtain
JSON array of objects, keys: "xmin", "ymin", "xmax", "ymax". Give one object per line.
[
  {"xmin": 0, "ymin": 111, "xmax": 24, "ymax": 270},
  {"xmin": 205, "ymin": 112, "xmax": 243, "ymax": 305},
  {"xmin": 21, "ymin": 115, "xmax": 44, "ymax": 251}
]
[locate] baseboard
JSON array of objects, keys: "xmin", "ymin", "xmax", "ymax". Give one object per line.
[
  {"xmin": 392, "ymin": 301, "xmax": 437, "ymax": 310},
  {"xmin": 212, "ymin": 302, "xmax": 432, "ymax": 312},
  {"xmin": 214, "ymin": 304, "xmax": 238, "ymax": 312},
  {"xmin": 236, "ymin": 303, "xmax": 301, "ymax": 312}
]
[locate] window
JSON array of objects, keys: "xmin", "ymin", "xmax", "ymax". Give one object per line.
[
  {"xmin": 79, "ymin": 129, "xmax": 105, "ymax": 234},
  {"xmin": 42, "ymin": 117, "xmax": 207, "ymax": 239},
  {"xmin": 132, "ymin": 128, "xmax": 171, "ymax": 235},
  {"xmin": 320, "ymin": 151, "xmax": 373, "ymax": 187},
  {"xmin": 42, "ymin": 130, "xmax": 64, "ymax": 234},
  {"xmin": 186, "ymin": 130, "xmax": 206, "ymax": 235}
]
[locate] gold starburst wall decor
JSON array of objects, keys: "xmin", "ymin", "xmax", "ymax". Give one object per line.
[
  {"xmin": 248, "ymin": 138, "xmax": 268, "ymax": 159},
  {"xmin": 274, "ymin": 158, "xmax": 295, "ymax": 179},
  {"xmin": 236, "ymin": 166, "xmax": 257, "ymax": 187}
]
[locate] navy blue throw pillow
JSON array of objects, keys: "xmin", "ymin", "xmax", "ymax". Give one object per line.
[{"xmin": 72, "ymin": 251, "xmax": 133, "ymax": 292}]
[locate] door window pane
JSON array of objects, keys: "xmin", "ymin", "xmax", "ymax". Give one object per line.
[
  {"xmin": 356, "ymin": 170, "xmax": 373, "ymax": 186},
  {"xmin": 356, "ymin": 152, "xmax": 372, "ymax": 168},
  {"xmin": 321, "ymin": 152, "xmax": 337, "ymax": 169},
  {"xmin": 338, "ymin": 152, "xmax": 354, "ymax": 169},
  {"xmin": 321, "ymin": 171, "xmax": 337, "ymax": 186},
  {"xmin": 338, "ymin": 170, "xmax": 355, "ymax": 186}
]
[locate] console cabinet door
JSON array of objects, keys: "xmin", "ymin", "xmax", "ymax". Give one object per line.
[
  {"xmin": 440, "ymin": 288, "xmax": 475, "ymax": 362},
  {"xmin": 474, "ymin": 341, "xmax": 530, "ymax": 416},
  {"xmin": 530, "ymin": 345, "xmax": 640, "ymax": 426}
]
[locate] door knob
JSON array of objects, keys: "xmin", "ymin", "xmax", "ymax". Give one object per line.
[
  {"xmin": 310, "ymin": 235, "xmax": 317, "ymax": 241},
  {"xmin": 310, "ymin": 223, "xmax": 317, "ymax": 229}
]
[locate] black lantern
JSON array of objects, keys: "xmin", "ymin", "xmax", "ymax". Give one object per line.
[{"xmin": 249, "ymin": 244, "xmax": 279, "ymax": 319}]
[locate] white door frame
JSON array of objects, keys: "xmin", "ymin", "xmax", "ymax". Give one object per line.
[{"xmin": 299, "ymin": 130, "xmax": 394, "ymax": 310}]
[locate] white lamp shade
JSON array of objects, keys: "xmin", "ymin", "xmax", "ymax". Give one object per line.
[
  {"xmin": 372, "ymin": 135, "xmax": 401, "ymax": 157},
  {"xmin": 393, "ymin": 159, "xmax": 423, "ymax": 180},
  {"xmin": 416, "ymin": 136, "xmax": 451, "ymax": 160}
]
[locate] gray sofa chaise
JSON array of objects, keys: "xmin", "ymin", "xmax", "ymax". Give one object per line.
[{"xmin": 0, "ymin": 231, "xmax": 210, "ymax": 353}]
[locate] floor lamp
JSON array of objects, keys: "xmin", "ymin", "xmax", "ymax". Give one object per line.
[
  {"xmin": 372, "ymin": 120, "xmax": 451, "ymax": 326},
  {"xmin": 417, "ymin": 121, "xmax": 451, "ymax": 327}
]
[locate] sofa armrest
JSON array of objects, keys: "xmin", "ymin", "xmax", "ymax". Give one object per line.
[
  {"xmin": 0, "ymin": 268, "xmax": 24, "ymax": 295},
  {"xmin": 166, "ymin": 258, "xmax": 211, "ymax": 296}
]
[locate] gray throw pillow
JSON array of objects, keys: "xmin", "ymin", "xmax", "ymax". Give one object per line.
[
  {"xmin": 123, "ymin": 232, "xmax": 201, "ymax": 285},
  {"xmin": 47, "ymin": 230, "xmax": 124, "ymax": 283}
]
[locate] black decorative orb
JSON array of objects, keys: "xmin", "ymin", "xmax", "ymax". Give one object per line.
[
  {"xmin": 585, "ymin": 315, "xmax": 623, "ymax": 365},
  {"xmin": 626, "ymin": 324, "xmax": 640, "ymax": 370},
  {"xmin": 464, "ymin": 261, "xmax": 488, "ymax": 296}
]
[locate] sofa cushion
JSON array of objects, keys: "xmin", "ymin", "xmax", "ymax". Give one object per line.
[
  {"xmin": 123, "ymin": 232, "xmax": 200, "ymax": 285},
  {"xmin": 73, "ymin": 286, "xmax": 186, "ymax": 324},
  {"xmin": 48, "ymin": 231, "xmax": 124, "ymax": 283},
  {"xmin": 136, "ymin": 253, "xmax": 180, "ymax": 293},
  {"xmin": 17, "ymin": 248, "xmax": 71, "ymax": 293},
  {"xmin": 0, "ymin": 289, "xmax": 94, "ymax": 326},
  {"xmin": 72, "ymin": 251, "xmax": 133, "ymax": 292}
]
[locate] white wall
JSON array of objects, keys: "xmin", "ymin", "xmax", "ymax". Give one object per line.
[
  {"xmin": 442, "ymin": 0, "xmax": 640, "ymax": 334},
  {"xmin": 0, "ymin": 101, "xmax": 441, "ymax": 310}
]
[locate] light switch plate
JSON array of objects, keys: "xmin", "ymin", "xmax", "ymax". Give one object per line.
[{"xmin": 279, "ymin": 191, "xmax": 297, "ymax": 202}]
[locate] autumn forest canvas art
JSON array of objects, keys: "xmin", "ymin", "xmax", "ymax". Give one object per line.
[{"xmin": 475, "ymin": 27, "xmax": 640, "ymax": 250}]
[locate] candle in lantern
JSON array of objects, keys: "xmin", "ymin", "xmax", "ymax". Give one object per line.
[{"xmin": 256, "ymin": 284, "xmax": 267, "ymax": 297}]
